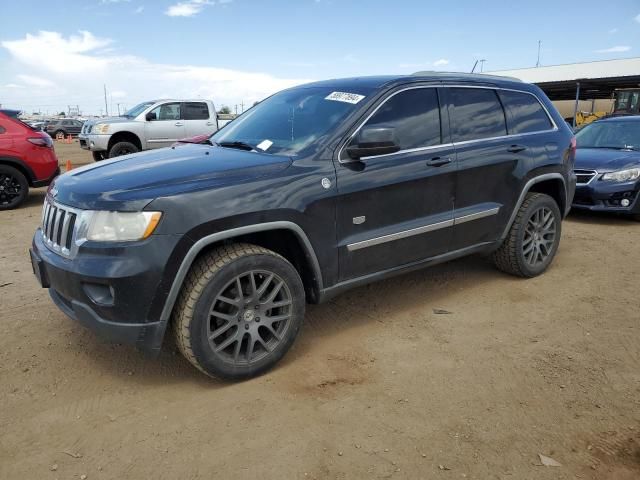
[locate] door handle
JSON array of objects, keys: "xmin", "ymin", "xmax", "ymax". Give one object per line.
[
  {"xmin": 426, "ymin": 157, "xmax": 452, "ymax": 167},
  {"xmin": 206, "ymin": 121, "xmax": 215, "ymax": 126},
  {"xmin": 507, "ymin": 144, "xmax": 527, "ymax": 153},
  {"xmin": 175, "ymin": 122, "xmax": 184, "ymax": 126}
]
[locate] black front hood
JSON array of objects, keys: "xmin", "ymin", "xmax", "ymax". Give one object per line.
[
  {"xmin": 575, "ymin": 148, "xmax": 640, "ymax": 172},
  {"xmin": 50, "ymin": 144, "xmax": 292, "ymax": 210}
]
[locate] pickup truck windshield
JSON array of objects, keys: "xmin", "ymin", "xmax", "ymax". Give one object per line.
[
  {"xmin": 211, "ymin": 86, "xmax": 372, "ymax": 156},
  {"xmin": 123, "ymin": 101, "xmax": 155, "ymax": 118}
]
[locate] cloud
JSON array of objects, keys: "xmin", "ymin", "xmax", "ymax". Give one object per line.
[
  {"xmin": 635, "ymin": 13, "xmax": 640, "ymax": 23},
  {"xmin": 1, "ymin": 30, "xmax": 309, "ymax": 114},
  {"xmin": 134, "ymin": 5, "xmax": 144, "ymax": 13},
  {"xmin": 433, "ymin": 59, "xmax": 449, "ymax": 66},
  {"xmin": 608, "ymin": 27, "xmax": 618, "ymax": 34},
  {"xmin": 594, "ymin": 45, "xmax": 631, "ymax": 53},
  {"xmin": 165, "ymin": 0, "xmax": 218, "ymax": 17}
]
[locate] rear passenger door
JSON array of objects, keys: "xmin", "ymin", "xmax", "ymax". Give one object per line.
[
  {"xmin": 445, "ymin": 87, "xmax": 528, "ymax": 250},
  {"xmin": 335, "ymin": 86, "xmax": 456, "ymax": 281},
  {"xmin": 183, "ymin": 102, "xmax": 217, "ymax": 137}
]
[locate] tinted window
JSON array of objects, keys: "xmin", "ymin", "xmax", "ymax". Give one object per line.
[
  {"xmin": 499, "ymin": 90, "xmax": 552, "ymax": 134},
  {"xmin": 62, "ymin": 120, "xmax": 72, "ymax": 126},
  {"xmin": 0, "ymin": 125, "xmax": 5, "ymax": 134},
  {"xmin": 353, "ymin": 88, "xmax": 441, "ymax": 151},
  {"xmin": 449, "ymin": 88, "xmax": 506, "ymax": 142},
  {"xmin": 183, "ymin": 102, "xmax": 210, "ymax": 120},
  {"xmin": 149, "ymin": 102, "xmax": 181, "ymax": 121}
]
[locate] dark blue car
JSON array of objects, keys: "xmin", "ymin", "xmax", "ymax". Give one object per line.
[{"xmin": 573, "ymin": 116, "xmax": 640, "ymax": 221}]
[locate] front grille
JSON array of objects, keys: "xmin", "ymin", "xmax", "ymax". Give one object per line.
[
  {"xmin": 574, "ymin": 169, "xmax": 597, "ymax": 185},
  {"xmin": 41, "ymin": 199, "xmax": 78, "ymax": 256}
]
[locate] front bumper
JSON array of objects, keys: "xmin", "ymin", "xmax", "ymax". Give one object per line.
[
  {"xmin": 30, "ymin": 228, "xmax": 183, "ymax": 353},
  {"xmin": 79, "ymin": 134, "xmax": 110, "ymax": 152},
  {"xmin": 572, "ymin": 178, "xmax": 640, "ymax": 214}
]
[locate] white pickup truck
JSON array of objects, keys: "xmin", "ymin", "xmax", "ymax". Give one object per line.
[{"xmin": 79, "ymin": 99, "xmax": 231, "ymax": 160}]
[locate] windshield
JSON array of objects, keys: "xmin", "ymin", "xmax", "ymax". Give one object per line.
[
  {"xmin": 210, "ymin": 86, "xmax": 373, "ymax": 156},
  {"xmin": 123, "ymin": 101, "xmax": 155, "ymax": 118},
  {"xmin": 576, "ymin": 121, "xmax": 640, "ymax": 150}
]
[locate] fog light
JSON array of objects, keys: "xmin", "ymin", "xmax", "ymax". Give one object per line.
[{"xmin": 621, "ymin": 198, "xmax": 631, "ymax": 207}]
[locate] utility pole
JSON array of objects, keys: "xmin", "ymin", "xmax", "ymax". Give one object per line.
[
  {"xmin": 103, "ymin": 84, "xmax": 109, "ymax": 116},
  {"xmin": 240, "ymin": 101, "xmax": 245, "ymax": 113},
  {"xmin": 479, "ymin": 59, "xmax": 486, "ymax": 73},
  {"xmin": 536, "ymin": 40, "xmax": 542, "ymax": 67}
]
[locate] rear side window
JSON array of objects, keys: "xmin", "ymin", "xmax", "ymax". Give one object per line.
[
  {"xmin": 0, "ymin": 125, "xmax": 5, "ymax": 134},
  {"xmin": 499, "ymin": 90, "xmax": 553, "ymax": 134},
  {"xmin": 183, "ymin": 102, "xmax": 210, "ymax": 120},
  {"xmin": 355, "ymin": 88, "xmax": 441, "ymax": 151},
  {"xmin": 448, "ymin": 88, "xmax": 507, "ymax": 142}
]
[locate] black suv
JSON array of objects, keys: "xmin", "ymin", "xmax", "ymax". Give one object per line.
[
  {"xmin": 45, "ymin": 119, "xmax": 84, "ymax": 138},
  {"xmin": 30, "ymin": 73, "xmax": 576, "ymax": 380}
]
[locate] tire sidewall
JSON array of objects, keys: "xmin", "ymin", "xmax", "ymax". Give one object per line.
[
  {"xmin": 109, "ymin": 142, "xmax": 138, "ymax": 158},
  {"xmin": 189, "ymin": 253, "xmax": 305, "ymax": 380},
  {"xmin": 515, "ymin": 195, "xmax": 562, "ymax": 276},
  {"xmin": 0, "ymin": 165, "xmax": 28, "ymax": 210}
]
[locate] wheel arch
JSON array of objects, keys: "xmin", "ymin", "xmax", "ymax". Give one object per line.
[
  {"xmin": 500, "ymin": 173, "xmax": 567, "ymax": 241},
  {"xmin": 107, "ymin": 131, "xmax": 142, "ymax": 152},
  {"xmin": 0, "ymin": 156, "xmax": 36, "ymax": 186},
  {"xmin": 159, "ymin": 222, "xmax": 323, "ymax": 325}
]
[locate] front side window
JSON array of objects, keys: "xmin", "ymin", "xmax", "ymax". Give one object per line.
[
  {"xmin": 62, "ymin": 120, "xmax": 72, "ymax": 126},
  {"xmin": 211, "ymin": 86, "xmax": 373, "ymax": 156},
  {"xmin": 350, "ymin": 88, "xmax": 441, "ymax": 151},
  {"xmin": 448, "ymin": 88, "xmax": 507, "ymax": 142},
  {"xmin": 183, "ymin": 102, "xmax": 210, "ymax": 120},
  {"xmin": 149, "ymin": 102, "xmax": 181, "ymax": 121},
  {"xmin": 499, "ymin": 90, "xmax": 552, "ymax": 134}
]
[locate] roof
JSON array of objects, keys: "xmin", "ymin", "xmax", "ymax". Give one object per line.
[
  {"xmin": 487, "ymin": 57, "xmax": 640, "ymax": 83},
  {"xmin": 597, "ymin": 115, "xmax": 640, "ymax": 123}
]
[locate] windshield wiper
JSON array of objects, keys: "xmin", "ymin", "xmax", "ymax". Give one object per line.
[{"xmin": 217, "ymin": 141, "xmax": 255, "ymax": 151}]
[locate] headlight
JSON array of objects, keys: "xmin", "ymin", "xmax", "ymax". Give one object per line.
[
  {"xmin": 601, "ymin": 167, "xmax": 640, "ymax": 182},
  {"xmin": 82, "ymin": 211, "xmax": 162, "ymax": 242},
  {"xmin": 93, "ymin": 123, "xmax": 110, "ymax": 134}
]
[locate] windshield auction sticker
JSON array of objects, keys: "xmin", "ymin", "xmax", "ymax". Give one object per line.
[{"xmin": 325, "ymin": 91, "xmax": 366, "ymax": 104}]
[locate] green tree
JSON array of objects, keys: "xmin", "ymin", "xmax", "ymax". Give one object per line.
[
  {"xmin": 59, "ymin": 111, "xmax": 66, "ymax": 116},
  {"xmin": 218, "ymin": 105, "xmax": 231, "ymax": 115}
]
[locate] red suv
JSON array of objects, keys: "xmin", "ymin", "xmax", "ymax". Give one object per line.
[{"xmin": 0, "ymin": 111, "xmax": 59, "ymax": 210}]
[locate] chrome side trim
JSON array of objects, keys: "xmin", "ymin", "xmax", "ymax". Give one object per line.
[
  {"xmin": 454, "ymin": 207, "xmax": 500, "ymax": 225},
  {"xmin": 500, "ymin": 173, "xmax": 567, "ymax": 241},
  {"xmin": 347, "ymin": 219, "xmax": 454, "ymax": 252},
  {"xmin": 338, "ymin": 84, "xmax": 558, "ymax": 163},
  {"xmin": 346, "ymin": 206, "xmax": 501, "ymax": 252},
  {"xmin": 158, "ymin": 221, "xmax": 323, "ymax": 322}
]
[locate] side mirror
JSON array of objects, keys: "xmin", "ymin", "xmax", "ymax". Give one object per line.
[
  {"xmin": 346, "ymin": 126, "xmax": 400, "ymax": 160},
  {"xmin": 146, "ymin": 112, "xmax": 157, "ymax": 121}
]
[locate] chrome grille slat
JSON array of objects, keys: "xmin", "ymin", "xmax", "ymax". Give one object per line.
[
  {"xmin": 41, "ymin": 198, "xmax": 82, "ymax": 258},
  {"xmin": 574, "ymin": 169, "xmax": 597, "ymax": 185}
]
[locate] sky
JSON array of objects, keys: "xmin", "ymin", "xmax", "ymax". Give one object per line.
[{"xmin": 1, "ymin": 0, "xmax": 640, "ymax": 116}]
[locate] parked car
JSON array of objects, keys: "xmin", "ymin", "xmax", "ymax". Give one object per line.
[
  {"xmin": 78, "ymin": 100, "xmax": 228, "ymax": 161},
  {"xmin": 30, "ymin": 73, "xmax": 575, "ymax": 379},
  {"xmin": 572, "ymin": 116, "xmax": 640, "ymax": 220},
  {"xmin": 0, "ymin": 109, "xmax": 22, "ymax": 118},
  {"xmin": 0, "ymin": 111, "xmax": 59, "ymax": 210},
  {"xmin": 45, "ymin": 119, "xmax": 84, "ymax": 138}
]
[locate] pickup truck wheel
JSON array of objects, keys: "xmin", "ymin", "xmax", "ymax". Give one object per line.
[
  {"xmin": 108, "ymin": 141, "xmax": 139, "ymax": 158},
  {"xmin": 0, "ymin": 165, "xmax": 29, "ymax": 210},
  {"xmin": 172, "ymin": 243, "xmax": 305, "ymax": 380},
  {"xmin": 92, "ymin": 151, "xmax": 107, "ymax": 162},
  {"xmin": 492, "ymin": 192, "xmax": 561, "ymax": 277}
]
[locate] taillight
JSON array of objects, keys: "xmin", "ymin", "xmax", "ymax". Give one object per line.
[{"xmin": 28, "ymin": 136, "xmax": 53, "ymax": 148}]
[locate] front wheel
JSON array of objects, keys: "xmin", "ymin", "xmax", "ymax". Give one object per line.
[
  {"xmin": 108, "ymin": 141, "xmax": 139, "ymax": 158},
  {"xmin": 492, "ymin": 192, "xmax": 562, "ymax": 277},
  {"xmin": 172, "ymin": 243, "xmax": 305, "ymax": 380},
  {"xmin": 0, "ymin": 165, "xmax": 29, "ymax": 210}
]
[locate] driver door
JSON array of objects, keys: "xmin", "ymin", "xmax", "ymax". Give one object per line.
[
  {"xmin": 144, "ymin": 102, "xmax": 185, "ymax": 149},
  {"xmin": 335, "ymin": 86, "xmax": 456, "ymax": 281}
]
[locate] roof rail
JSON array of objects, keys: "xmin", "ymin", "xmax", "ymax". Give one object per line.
[{"xmin": 411, "ymin": 71, "xmax": 523, "ymax": 83}]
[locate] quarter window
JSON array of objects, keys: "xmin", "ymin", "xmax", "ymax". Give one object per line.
[
  {"xmin": 448, "ymin": 88, "xmax": 507, "ymax": 142},
  {"xmin": 499, "ymin": 90, "xmax": 553, "ymax": 134},
  {"xmin": 183, "ymin": 102, "xmax": 210, "ymax": 120},
  {"xmin": 352, "ymin": 88, "xmax": 441, "ymax": 152}
]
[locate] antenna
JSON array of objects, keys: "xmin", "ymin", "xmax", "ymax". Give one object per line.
[
  {"xmin": 536, "ymin": 40, "xmax": 542, "ymax": 67},
  {"xmin": 471, "ymin": 60, "xmax": 478, "ymax": 73}
]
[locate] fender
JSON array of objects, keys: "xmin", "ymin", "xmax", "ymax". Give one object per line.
[
  {"xmin": 500, "ymin": 172, "xmax": 567, "ymax": 241},
  {"xmin": 0, "ymin": 155, "xmax": 36, "ymax": 184},
  {"xmin": 158, "ymin": 221, "xmax": 323, "ymax": 324}
]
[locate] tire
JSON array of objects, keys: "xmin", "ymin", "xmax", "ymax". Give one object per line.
[
  {"xmin": 172, "ymin": 243, "xmax": 306, "ymax": 380},
  {"xmin": 54, "ymin": 130, "xmax": 65, "ymax": 138},
  {"xmin": 108, "ymin": 141, "xmax": 139, "ymax": 158},
  {"xmin": 92, "ymin": 151, "xmax": 107, "ymax": 162},
  {"xmin": 0, "ymin": 165, "xmax": 29, "ymax": 210},
  {"xmin": 492, "ymin": 192, "xmax": 562, "ymax": 277}
]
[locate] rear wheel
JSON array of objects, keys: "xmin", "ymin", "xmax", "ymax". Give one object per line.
[
  {"xmin": 172, "ymin": 243, "xmax": 305, "ymax": 380},
  {"xmin": 0, "ymin": 165, "xmax": 29, "ymax": 210},
  {"xmin": 492, "ymin": 192, "xmax": 562, "ymax": 277},
  {"xmin": 53, "ymin": 130, "xmax": 65, "ymax": 139},
  {"xmin": 108, "ymin": 141, "xmax": 139, "ymax": 158}
]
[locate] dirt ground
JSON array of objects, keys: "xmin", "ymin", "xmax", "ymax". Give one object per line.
[{"xmin": 1, "ymin": 142, "xmax": 639, "ymax": 479}]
